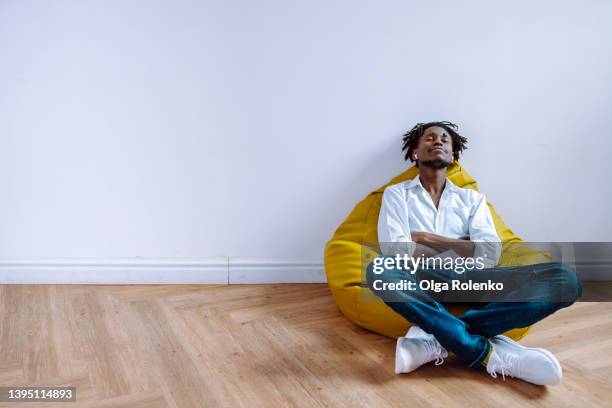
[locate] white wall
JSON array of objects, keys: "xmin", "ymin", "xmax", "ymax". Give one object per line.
[{"xmin": 1, "ymin": 1, "xmax": 611, "ymax": 267}]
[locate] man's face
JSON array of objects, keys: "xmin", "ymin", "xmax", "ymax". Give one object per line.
[{"xmin": 413, "ymin": 126, "xmax": 454, "ymax": 169}]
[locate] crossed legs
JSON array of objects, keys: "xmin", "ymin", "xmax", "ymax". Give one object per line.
[{"xmin": 365, "ymin": 259, "xmax": 582, "ymax": 368}]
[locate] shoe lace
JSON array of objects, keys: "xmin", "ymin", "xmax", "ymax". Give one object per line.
[
  {"xmin": 424, "ymin": 339, "xmax": 446, "ymax": 366},
  {"xmin": 486, "ymin": 351, "xmax": 518, "ymax": 381}
]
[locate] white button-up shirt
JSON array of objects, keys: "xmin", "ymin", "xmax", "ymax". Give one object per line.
[{"xmin": 378, "ymin": 176, "xmax": 501, "ymax": 268}]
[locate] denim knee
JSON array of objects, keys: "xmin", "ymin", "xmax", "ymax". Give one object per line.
[
  {"xmin": 556, "ymin": 262, "xmax": 582, "ymax": 304},
  {"xmin": 365, "ymin": 259, "xmax": 377, "ymax": 290},
  {"xmin": 365, "ymin": 258, "xmax": 387, "ymax": 291},
  {"xmin": 366, "ymin": 256, "xmax": 392, "ymax": 289},
  {"xmin": 365, "ymin": 255, "xmax": 414, "ymax": 291}
]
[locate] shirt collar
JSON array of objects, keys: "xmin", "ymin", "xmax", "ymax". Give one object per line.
[{"xmin": 405, "ymin": 176, "xmax": 459, "ymax": 194}]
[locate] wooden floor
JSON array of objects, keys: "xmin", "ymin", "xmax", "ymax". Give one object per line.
[{"xmin": 0, "ymin": 284, "xmax": 611, "ymax": 407}]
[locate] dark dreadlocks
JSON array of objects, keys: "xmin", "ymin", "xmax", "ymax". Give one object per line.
[{"xmin": 401, "ymin": 121, "xmax": 468, "ymax": 166}]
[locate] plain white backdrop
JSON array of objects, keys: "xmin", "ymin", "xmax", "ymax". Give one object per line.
[{"xmin": 0, "ymin": 1, "xmax": 611, "ymax": 282}]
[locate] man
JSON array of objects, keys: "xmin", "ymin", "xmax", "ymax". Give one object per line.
[{"xmin": 367, "ymin": 121, "xmax": 581, "ymax": 386}]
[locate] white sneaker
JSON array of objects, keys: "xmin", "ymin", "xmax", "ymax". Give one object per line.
[
  {"xmin": 486, "ymin": 336, "xmax": 562, "ymax": 385},
  {"xmin": 494, "ymin": 335, "xmax": 562, "ymax": 376},
  {"xmin": 395, "ymin": 326, "xmax": 448, "ymax": 374}
]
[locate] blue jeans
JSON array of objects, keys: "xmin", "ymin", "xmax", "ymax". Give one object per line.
[{"xmin": 365, "ymin": 259, "xmax": 582, "ymax": 368}]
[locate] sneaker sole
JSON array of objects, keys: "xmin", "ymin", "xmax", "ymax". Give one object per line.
[{"xmin": 494, "ymin": 335, "xmax": 562, "ymax": 378}]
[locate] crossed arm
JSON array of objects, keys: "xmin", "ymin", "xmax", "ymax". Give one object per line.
[
  {"xmin": 377, "ymin": 185, "xmax": 501, "ymax": 267},
  {"xmin": 410, "ymin": 231, "xmax": 475, "ymax": 258}
]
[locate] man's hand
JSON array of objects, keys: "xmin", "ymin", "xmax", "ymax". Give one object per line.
[{"xmin": 412, "ymin": 231, "xmax": 435, "ymax": 244}]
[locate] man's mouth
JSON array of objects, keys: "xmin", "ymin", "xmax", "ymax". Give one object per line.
[{"xmin": 430, "ymin": 147, "xmax": 445, "ymax": 152}]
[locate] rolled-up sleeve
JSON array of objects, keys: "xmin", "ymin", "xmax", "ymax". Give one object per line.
[
  {"xmin": 468, "ymin": 193, "xmax": 502, "ymax": 268},
  {"xmin": 377, "ymin": 185, "xmax": 416, "ymax": 256}
]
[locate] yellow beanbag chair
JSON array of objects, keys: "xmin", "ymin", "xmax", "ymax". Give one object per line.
[{"xmin": 323, "ymin": 162, "xmax": 553, "ymax": 340}]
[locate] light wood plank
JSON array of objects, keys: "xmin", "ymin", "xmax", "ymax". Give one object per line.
[{"xmin": 0, "ymin": 284, "xmax": 610, "ymax": 407}]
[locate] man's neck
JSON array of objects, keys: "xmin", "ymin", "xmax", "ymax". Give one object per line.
[{"xmin": 418, "ymin": 167, "xmax": 447, "ymax": 196}]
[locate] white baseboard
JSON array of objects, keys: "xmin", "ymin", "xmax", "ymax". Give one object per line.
[
  {"xmin": 1, "ymin": 257, "xmax": 603, "ymax": 284},
  {"xmin": 229, "ymin": 258, "xmax": 325, "ymax": 284},
  {"xmin": 0, "ymin": 258, "xmax": 326, "ymax": 284},
  {"xmin": 574, "ymin": 261, "xmax": 611, "ymax": 281},
  {"xmin": 0, "ymin": 258, "xmax": 229, "ymax": 284}
]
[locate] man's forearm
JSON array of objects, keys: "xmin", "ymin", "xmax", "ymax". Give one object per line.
[{"xmin": 411, "ymin": 231, "xmax": 476, "ymax": 258}]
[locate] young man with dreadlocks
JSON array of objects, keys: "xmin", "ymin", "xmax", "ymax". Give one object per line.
[{"xmin": 366, "ymin": 121, "xmax": 581, "ymax": 386}]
